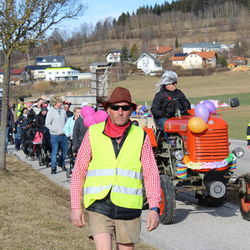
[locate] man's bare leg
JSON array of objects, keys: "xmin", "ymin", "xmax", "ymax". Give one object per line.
[
  {"xmin": 93, "ymin": 233, "xmax": 112, "ymax": 250},
  {"xmin": 117, "ymin": 243, "xmax": 134, "ymax": 250}
]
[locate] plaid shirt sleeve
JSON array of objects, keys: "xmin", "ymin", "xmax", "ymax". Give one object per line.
[
  {"xmin": 70, "ymin": 130, "xmax": 91, "ymax": 209},
  {"xmin": 141, "ymin": 135, "xmax": 161, "ymax": 208},
  {"xmin": 70, "ymin": 130, "xmax": 161, "ymax": 210}
]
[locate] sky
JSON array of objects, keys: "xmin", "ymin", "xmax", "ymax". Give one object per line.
[{"xmin": 57, "ymin": 0, "xmax": 170, "ymax": 32}]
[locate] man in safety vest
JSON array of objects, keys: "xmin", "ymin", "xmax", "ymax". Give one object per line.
[
  {"xmin": 16, "ymin": 97, "xmax": 26, "ymax": 118},
  {"xmin": 70, "ymin": 87, "xmax": 161, "ymax": 250}
]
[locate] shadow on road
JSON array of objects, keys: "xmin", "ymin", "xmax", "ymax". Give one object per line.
[{"xmin": 173, "ymin": 191, "xmax": 240, "ymax": 224}]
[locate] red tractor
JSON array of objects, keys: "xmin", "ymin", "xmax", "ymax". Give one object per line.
[{"xmin": 144, "ymin": 97, "xmax": 250, "ymax": 224}]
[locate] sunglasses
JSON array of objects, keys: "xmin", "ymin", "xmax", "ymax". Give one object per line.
[{"xmin": 110, "ymin": 105, "xmax": 131, "ymax": 111}]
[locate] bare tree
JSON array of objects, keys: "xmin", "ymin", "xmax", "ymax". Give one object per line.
[{"xmin": 0, "ymin": 0, "xmax": 86, "ymax": 170}]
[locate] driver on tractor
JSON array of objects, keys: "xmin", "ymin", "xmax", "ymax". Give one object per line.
[{"xmin": 151, "ymin": 70, "xmax": 190, "ymax": 143}]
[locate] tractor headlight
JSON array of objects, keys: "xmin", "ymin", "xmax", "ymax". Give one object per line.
[
  {"xmin": 174, "ymin": 150, "xmax": 184, "ymax": 160},
  {"xmin": 232, "ymin": 147, "xmax": 244, "ymax": 158}
]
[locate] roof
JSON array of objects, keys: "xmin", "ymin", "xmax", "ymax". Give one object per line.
[
  {"xmin": 146, "ymin": 46, "xmax": 173, "ymax": 54},
  {"xmin": 35, "ymin": 56, "xmax": 65, "ymax": 64},
  {"xmin": 170, "ymin": 53, "xmax": 188, "ymax": 61},
  {"xmin": 190, "ymin": 51, "xmax": 217, "ymax": 59},
  {"xmin": 25, "ymin": 65, "xmax": 51, "ymax": 71},
  {"xmin": 0, "ymin": 68, "xmax": 25, "ymax": 74},
  {"xmin": 231, "ymin": 56, "xmax": 247, "ymax": 61},
  {"xmin": 136, "ymin": 52, "xmax": 160, "ymax": 64},
  {"xmin": 182, "ymin": 42, "xmax": 222, "ymax": 49},
  {"xmin": 90, "ymin": 62, "xmax": 112, "ymax": 67},
  {"xmin": 107, "ymin": 49, "xmax": 121, "ymax": 54}
]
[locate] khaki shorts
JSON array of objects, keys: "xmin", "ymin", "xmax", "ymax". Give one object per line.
[{"xmin": 87, "ymin": 211, "xmax": 141, "ymax": 244}]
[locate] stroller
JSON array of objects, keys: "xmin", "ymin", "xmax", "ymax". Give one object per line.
[
  {"xmin": 22, "ymin": 124, "xmax": 37, "ymax": 159},
  {"xmin": 33, "ymin": 128, "xmax": 51, "ymax": 167}
]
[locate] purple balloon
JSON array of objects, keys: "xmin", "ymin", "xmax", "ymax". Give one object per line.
[
  {"xmin": 202, "ymin": 100, "xmax": 216, "ymax": 114},
  {"xmin": 195, "ymin": 103, "xmax": 209, "ymax": 122}
]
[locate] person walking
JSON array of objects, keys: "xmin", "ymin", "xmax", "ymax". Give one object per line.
[
  {"xmin": 72, "ymin": 110, "xmax": 88, "ymax": 154},
  {"xmin": 151, "ymin": 70, "xmax": 190, "ymax": 142},
  {"xmin": 63, "ymin": 101, "xmax": 74, "ymax": 118},
  {"xmin": 64, "ymin": 107, "xmax": 81, "ymax": 138},
  {"xmin": 45, "ymin": 95, "xmax": 68, "ymax": 174},
  {"xmin": 70, "ymin": 87, "xmax": 161, "ymax": 250},
  {"xmin": 247, "ymin": 122, "xmax": 250, "ymax": 150}
]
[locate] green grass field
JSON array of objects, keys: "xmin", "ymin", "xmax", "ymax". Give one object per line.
[{"xmin": 112, "ymin": 71, "xmax": 250, "ymax": 140}]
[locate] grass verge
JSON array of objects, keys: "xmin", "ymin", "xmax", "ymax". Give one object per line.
[{"xmin": 0, "ymin": 155, "xmax": 155, "ymax": 250}]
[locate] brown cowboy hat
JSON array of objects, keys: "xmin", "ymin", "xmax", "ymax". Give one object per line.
[{"xmin": 104, "ymin": 87, "xmax": 137, "ymax": 111}]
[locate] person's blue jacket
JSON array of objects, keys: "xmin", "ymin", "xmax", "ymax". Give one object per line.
[{"xmin": 64, "ymin": 116, "xmax": 76, "ymax": 138}]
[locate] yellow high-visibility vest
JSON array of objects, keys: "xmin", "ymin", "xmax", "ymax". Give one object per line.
[{"xmin": 84, "ymin": 122, "xmax": 144, "ymax": 209}]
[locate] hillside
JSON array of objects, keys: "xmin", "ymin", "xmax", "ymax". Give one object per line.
[{"xmin": 12, "ymin": 2, "xmax": 250, "ymax": 70}]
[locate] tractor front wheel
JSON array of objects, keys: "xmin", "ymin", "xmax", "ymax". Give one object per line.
[{"xmin": 159, "ymin": 175, "xmax": 176, "ymax": 225}]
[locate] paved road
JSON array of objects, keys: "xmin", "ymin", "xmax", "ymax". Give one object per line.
[{"xmin": 8, "ymin": 140, "xmax": 250, "ymax": 250}]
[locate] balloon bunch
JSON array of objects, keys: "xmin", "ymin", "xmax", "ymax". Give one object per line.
[
  {"xmin": 80, "ymin": 106, "xmax": 108, "ymax": 128},
  {"xmin": 188, "ymin": 100, "xmax": 216, "ymax": 133}
]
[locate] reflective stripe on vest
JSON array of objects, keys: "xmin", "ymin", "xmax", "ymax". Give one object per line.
[
  {"xmin": 86, "ymin": 168, "xmax": 142, "ymax": 180},
  {"xmin": 83, "ymin": 122, "xmax": 144, "ymax": 209}
]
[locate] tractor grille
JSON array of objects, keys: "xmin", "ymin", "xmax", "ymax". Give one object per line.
[{"xmin": 187, "ymin": 127, "xmax": 229, "ymax": 162}]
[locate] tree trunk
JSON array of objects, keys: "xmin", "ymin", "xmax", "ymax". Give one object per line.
[{"xmin": 0, "ymin": 53, "xmax": 11, "ymax": 170}]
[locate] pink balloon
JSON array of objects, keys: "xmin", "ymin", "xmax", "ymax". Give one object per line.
[
  {"xmin": 194, "ymin": 104, "xmax": 209, "ymax": 122},
  {"xmin": 202, "ymin": 100, "xmax": 216, "ymax": 114},
  {"xmin": 93, "ymin": 110, "xmax": 108, "ymax": 123},
  {"xmin": 80, "ymin": 106, "xmax": 95, "ymax": 118},
  {"xmin": 83, "ymin": 115, "xmax": 96, "ymax": 128}
]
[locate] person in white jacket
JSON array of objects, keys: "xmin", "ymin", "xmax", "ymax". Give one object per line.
[{"xmin": 45, "ymin": 95, "xmax": 68, "ymax": 174}]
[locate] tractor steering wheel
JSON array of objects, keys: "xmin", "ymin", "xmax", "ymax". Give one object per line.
[{"xmin": 164, "ymin": 98, "xmax": 191, "ymax": 117}]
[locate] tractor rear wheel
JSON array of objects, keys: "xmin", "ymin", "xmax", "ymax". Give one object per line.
[
  {"xmin": 159, "ymin": 175, "xmax": 176, "ymax": 225},
  {"xmin": 239, "ymin": 174, "xmax": 250, "ymax": 221}
]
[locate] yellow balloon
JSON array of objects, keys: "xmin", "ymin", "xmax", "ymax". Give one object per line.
[{"xmin": 188, "ymin": 117, "xmax": 207, "ymax": 133}]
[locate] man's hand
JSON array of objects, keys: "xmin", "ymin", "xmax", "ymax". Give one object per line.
[
  {"xmin": 248, "ymin": 145, "xmax": 250, "ymax": 151},
  {"xmin": 147, "ymin": 210, "xmax": 160, "ymax": 231},
  {"xmin": 71, "ymin": 208, "xmax": 86, "ymax": 227}
]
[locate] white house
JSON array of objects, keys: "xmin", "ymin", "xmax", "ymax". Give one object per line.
[
  {"xmin": 35, "ymin": 56, "xmax": 65, "ymax": 67},
  {"xmin": 25, "ymin": 65, "xmax": 51, "ymax": 81},
  {"xmin": 45, "ymin": 67, "xmax": 79, "ymax": 81},
  {"xmin": 106, "ymin": 49, "xmax": 121, "ymax": 63},
  {"xmin": 136, "ymin": 53, "xmax": 163, "ymax": 75},
  {"xmin": 182, "ymin": 42, "xmax": 234, "ymax": 54},
  {"xmin": 170, "ymin": 51, "xmax": 217, "ymax": 69}
]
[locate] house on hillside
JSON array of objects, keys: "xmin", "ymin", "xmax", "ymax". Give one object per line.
[
  {"xmin": 170, "ymin": 53, "xmax": 188, "ymax": 68},
  {"xmin": 136, "ymin": 53, "xmax": 163, "ymax": 75},
  {"xmin": 25, "ymin": 65, "xmax": 51, "ymax": 81},
  {"xmin": 0, "ymin": 68, "xmax": 29, "ymax": 85},
  {"xmin": 230, "ymin": 56, "xmax": 248, "ymax": 66},
  {"xmin": 45, "ymin": 67, "xmax": 79, "ymax": 81},
  {"xmin": 145, "ymin": 46, "xmax": 173, "ymax": 61},
  {"xmin": 106, "ymin": 49, "xmax": 121, "ymax": 63},
  {"xmin": 170, "ymin": 51, "xmax": 217, "ymax": 69},
  {"xmin": 35, "ymin": 56, "xmax": 65, "ymax": 67},
  {"xmin": 182, "ymin": 42, "xmax": 234, "ymax": 54}
]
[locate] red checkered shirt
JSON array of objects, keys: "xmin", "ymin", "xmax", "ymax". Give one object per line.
[{"xmin": 70, "ymin": 130, "xmax": 161, "ymax": 209}]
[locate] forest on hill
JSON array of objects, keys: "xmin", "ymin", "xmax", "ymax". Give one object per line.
[{"xmin": 9, "ymin": 0, "xmax": 250, "ymax": 69}]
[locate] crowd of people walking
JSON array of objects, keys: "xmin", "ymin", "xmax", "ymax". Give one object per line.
[{"xmin": 2, "ymin": 95, "xmax": 88, "ymax": 175}]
